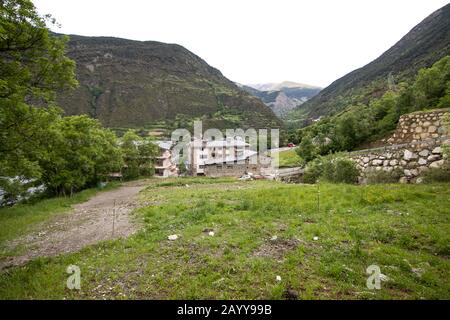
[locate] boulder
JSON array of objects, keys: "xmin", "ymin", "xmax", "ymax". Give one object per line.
[
  {"xmin": 389, "ymin": 159, "xmax": 398, "ymax": 166},
  {"xmin": 428, "ymin": 155, "xmax": 440, "ymax": 162},
  {"xmin": 430, "ymin": 160, "xmax": 445, "ymax": 168},
  {"xmin": 428, "ymin": 126, "xmax": 437, "ymax": 133},
  {"xmin": 399, "ymin": 177, "xmax": 408, "ymax": 184},
  {"xmin": 404, "ymin": 150, "xmax": 418, "ymax": 161},
  {"xmin": 418, "ymin": 158, "xmax": 427, "ymax": 165},
  {"xmin": 418, "ymin": 150, "xmax": 429, "ymax": 157},
  {"xmin": 372, "ymin": 159, "xmax": 383, "ymax": 166},
  {"xmin": 432, "ymin": 147, "xmax": 442, "ymax": 154}
]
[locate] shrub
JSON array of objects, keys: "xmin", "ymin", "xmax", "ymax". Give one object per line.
[
  {"xmin": 301, "ymin": 157, "xmax": 323, "ymax": 184},
  {"xmin": 422, "ymin": 163, "xmax": 450, "ymax": 183},
  {"xmin": 365, "ymin": 168, "xmax": 403, "ymax": 184},
  {"xmin": 323, "ymin": 157, "xmax": 360, "ymax": 184},
  {"xmin": 301, "ymin": 155, "xmax": 360, "ymax": 184}
]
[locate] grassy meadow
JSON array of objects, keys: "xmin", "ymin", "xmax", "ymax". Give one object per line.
[{"xmin": 0, "ymin": 178, "xmax": 449, "ymax": 299}]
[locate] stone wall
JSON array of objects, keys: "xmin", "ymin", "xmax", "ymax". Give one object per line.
[
  {"xmin": 386, "ymin": 108, "xmax": 449, "ymax": 144},
  {"xmin": 204, "ymin": 162, "xmax": 261, "ymax": 178},
  {"xmin": 350, "ymin": 108, "xmax": 449, "ymax": 184}
]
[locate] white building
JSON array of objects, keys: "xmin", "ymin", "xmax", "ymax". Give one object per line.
[
  {"xmin": 154, "ymin": 141, "xmax": 179, "ymax": 177},
  {"xmin": 187, "ymin": 137, "xmax": 260, "ymax": 176}
]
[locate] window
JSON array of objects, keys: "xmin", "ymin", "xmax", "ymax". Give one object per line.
[{"xmin": 199, "ymin": 165, "xmax": 205, "ymax": 169}]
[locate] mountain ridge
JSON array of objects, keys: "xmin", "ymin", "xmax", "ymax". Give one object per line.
[
  {"xmin": 56, "ymin": 34, "xmax": 282, "ymax": 130},
  {"xmin": 240, "ymin": 81, "xmax": 321, "ymax": 117},
  {"xmin": 286, "ymin": 3, "xmax": 450, "ymax": 127}
]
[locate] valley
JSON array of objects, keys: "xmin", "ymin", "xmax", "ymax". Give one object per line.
[{"xmin": 1, "ymin": 0, "xmax": 449, "ymax": 303}]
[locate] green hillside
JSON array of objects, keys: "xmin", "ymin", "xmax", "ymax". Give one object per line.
[
  {"xmin": 56, "ymin": 35, "xmax": 282, "ymax": 131},
  {"xmin": 286, "ymin": 3, "xmax": 450, "ymax": 128}
]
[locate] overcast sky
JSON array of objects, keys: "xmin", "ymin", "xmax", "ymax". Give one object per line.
[{"xmin": 34, "ymin": 0, "xmax": 449, "ymax": 88}]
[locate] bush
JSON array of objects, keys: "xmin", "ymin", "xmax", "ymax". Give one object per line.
[
  {"xmin": 301, "ymin": 155, "xmax": 360, "ymax": 184},
  {"xmin": 422, "ymin": 163, "xmax": 450, "ymax": 183},
  {"xmin": 323, "ymin": 157, "xmax": 360, "ymax": 184},
  {"xmin": 301, "ymin": 158, "xmax": 323, "ymax": 184},
  {"xmin": 365, "ymin": 168, "xmax": 403, "ymax": 184}
]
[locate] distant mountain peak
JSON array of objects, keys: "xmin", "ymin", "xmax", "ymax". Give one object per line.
[
  {"xmin": 241, "ymin": 81, "xmax": 321, "ymax": 117},
  {"xmin": 247, "ymin": 81, "xmax": 321, "ymax": 92}
]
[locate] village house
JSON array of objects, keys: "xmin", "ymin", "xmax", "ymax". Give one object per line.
[
  {"xmin": 154, "ymin": 141, "xmax": 179, "ymax": 177},
  {"xmin": 186, "ymin": 138, "xmax": 271, "ymax": 177}
]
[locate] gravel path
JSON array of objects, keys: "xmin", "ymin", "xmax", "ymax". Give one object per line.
[{"xmin": 0, "ymin": 180, "xmax": 149, "ymax": 270}]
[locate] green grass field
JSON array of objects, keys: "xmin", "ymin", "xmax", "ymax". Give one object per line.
[
  {"xmin": 275, "ymin": 149, "xmax": 302, "ymax": 168},
  {"xmin": 0, "ymin": 179, "xmax": 449, "ymax": 299}
]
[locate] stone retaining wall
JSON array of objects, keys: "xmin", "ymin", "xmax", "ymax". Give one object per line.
[
  {"xmin": 349, "ymin": 108, "xmax": 449, "ymax": 184},
  {"xmin": 386, "ymin": 108, "xmax": 449, "ymax": 145}
]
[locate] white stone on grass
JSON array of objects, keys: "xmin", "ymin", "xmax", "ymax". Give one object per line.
[{"xmin": 168, "ymin": 234, "xmax": 178, "ymax": 241}]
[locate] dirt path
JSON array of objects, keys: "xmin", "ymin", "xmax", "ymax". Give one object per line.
[{"xmin": 0, "ymin": 180, "xmax": 150, "ymax": 270}]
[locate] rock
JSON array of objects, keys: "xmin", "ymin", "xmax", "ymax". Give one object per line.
[
  {"xmin": 372, "ymin": 160, "xmax": 383, "ymax": 166},
  {"xmin": 428, "ymin": 154, "xmax": 440, "ymax": 162},
  {"xmin": 412, "ymin": 268, "xmax": 425, "ymax": 278},
  {"xmin": 407, "ymin": 161, "xmax": 418, "ymax": 169},
  {"xmin": 418, "ymin": 150, "xmax": 429, "ymax": 157},
  {"xmin": 283, "ymin": 289, "xmax": 299, "ymax": 300},
  {"xmin": 168, "ymin": 234, "xmax": 178, "ymax": 241},
  {"xmin": 270, "ymin": 235, "xmax": 278, "ymax": 241},
  {"xmin": 362, "ymin": 157, "xmax": 370, "ymax": 164},
  {"xmin": 416, "ymin": 177, "xmax": 424, "ymax": 184},
  {"xmin": 418, "ymin": 158, "xmax": 427, "ymax": 165},
  {"xmin": 418, "ymin": 166, "xmax": 429, "ymax": 173},
  {"xmin": 404, "ymin": 150, "xmax": 418, "ymax": 161},
  {"xmin": 404, "ymin": 169, "xmax": 412, "ymax": 177},
  {"xmin": 428, "ymin": 126, "xmax": 437, "ymax": 133},
  {"xmin": 430, "ymin": 160, "xmax": 445, "ymax": 168},
  {"xmin": 410, "ymin": 169, "xmax": 419, "ymax": 176},
  {"xmin": 399, "ymin": 177, "xmax": 408, "ymax": 184},
  {"xmin": 415, "ymin": 127, "xmax": 423, "ymax": 133},
  {"xmin": 313, "ymin": 236, "xmax": 319, "ymax": 241},
  {"xmin": 432, "ymin": 147, "xmax": 442, "ymax": 154},
  {"xmin": 389, "ymin": 159, "xmax": 398, "ymax": 166},
  {"xmin": 383, "ymin": 160, "xmax": 389, "ymax": 167},
  {"xmin": 208, "ymin": 231, "xmax": 215, "ymax": 237},
  {"xmin": 276, "ymin": 275, "xmax": 282, "ymax": 282}
]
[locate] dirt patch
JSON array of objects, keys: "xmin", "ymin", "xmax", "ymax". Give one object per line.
[
  {"xmin": 0, "ymin": 180, "xmax": 150, "ymax": 270},
  {"xmin": 252, "ymin": 238, "xmax": 300, "ymax": 260}
]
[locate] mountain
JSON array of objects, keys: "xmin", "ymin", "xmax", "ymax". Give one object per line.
[
  {"xmin": 56, "ymin": 34, "xmax": 282, "ymax": 131},
  {"xmin": 247, "ymin": 81, "xmax": 321, "ymax": 92},
  {"xmin": 240, "ymin": 82, "xmax": 321, "ymax": 117},
  {"xmin": 286, "ymin": 3, "xmax": 450, "ymax": 127}
]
